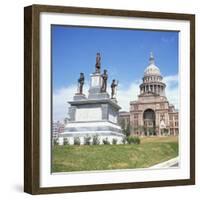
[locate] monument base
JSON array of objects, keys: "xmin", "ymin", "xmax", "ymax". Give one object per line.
[{"xmin": 59, "ymin": 121, "xmax": 125, "ymax": 145}]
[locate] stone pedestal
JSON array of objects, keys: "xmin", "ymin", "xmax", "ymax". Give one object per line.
[
  {"xmin": 73, "ymin": 93, "xmax": 86, "ymax": 101},
  {"xmin": 88, "ymin": 72, "xmax": 110, "ymax": 99}
]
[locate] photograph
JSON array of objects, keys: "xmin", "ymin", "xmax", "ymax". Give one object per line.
[{"xmin": 51, "ymin": 25, "xmax": 179, "ymax": 173}]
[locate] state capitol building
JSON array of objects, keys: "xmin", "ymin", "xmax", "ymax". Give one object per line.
[{"xmin": 119, "ymin": 53, "xmax": 179, "ymax": 136}]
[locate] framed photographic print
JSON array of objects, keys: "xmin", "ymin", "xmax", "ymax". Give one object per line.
[{"xmin": 24, "ymin": 4, "xmax": 195, "ymax": 194}]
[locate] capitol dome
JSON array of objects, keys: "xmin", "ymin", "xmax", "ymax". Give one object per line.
[
  {"xmin": 139, "ymin": 52, "xmax": 165, "ymax": 97},
  {"xmin": 144, "ymin": 53, "xmax": 161, "ymax": 76}
]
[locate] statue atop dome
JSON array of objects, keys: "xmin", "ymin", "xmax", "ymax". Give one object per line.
[{"xmin": 149, "ymin": 52, "xmax": 155, "ymax": 65}]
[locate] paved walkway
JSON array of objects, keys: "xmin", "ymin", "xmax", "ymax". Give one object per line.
[{"xmin": 149, "ymin": 157, "xmax": 179, "ymax": 169}]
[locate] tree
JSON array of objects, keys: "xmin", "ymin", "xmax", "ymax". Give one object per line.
[
  {"xmin": 119, "ymin": 118, "xmax": 126, "ymax": 136},
  {"xmin": 124, "ymin": 121, "xmax": 131, "ymax": 137}
]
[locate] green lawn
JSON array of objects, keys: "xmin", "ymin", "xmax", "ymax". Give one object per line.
[{"xmin": 52, "ymin": 136, "xmax": 178, "ymax": 172}]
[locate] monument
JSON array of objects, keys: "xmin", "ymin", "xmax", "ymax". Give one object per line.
[{"xmin": 59, "ymin": 53, "xmax": 124, "ymax": 145}]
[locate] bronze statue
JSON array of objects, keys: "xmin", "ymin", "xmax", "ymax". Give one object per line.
[
  {"xmin": 77, "ymin": 72, "xmax": 84, "ymax": 94},
  {"xmin": 111, "ymin": 79, "xmax": 118, "ymax": 99},
  {"xmin": 101, "ymin": 69, "xmax": 108, "ymax": 92},
  {"xmin": 95, "ymin": 53, "xmax": 101, "ymax": 73}
]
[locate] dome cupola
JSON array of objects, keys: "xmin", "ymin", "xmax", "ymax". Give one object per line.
[
  {"xmin": 144, "ymin": 52, "xmax": 161, "ymax": 76},
  {"xmin": 139, "ymin": 52, "xmax": 166, "ymax": 96}
]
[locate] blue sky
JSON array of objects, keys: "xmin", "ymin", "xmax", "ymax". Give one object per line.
[
  {"xmin": 52, "ymin": 25, "xmax": 179, "ymax": 121},
  {"xmin": 52, "ymin": 25, "xmax": 178, "ymax": 91}
]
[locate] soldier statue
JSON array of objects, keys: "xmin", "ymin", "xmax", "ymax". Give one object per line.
[
  {"xmin": 77, "ymin": 72, "xmax": 84, "ymax": 94},
  {"xmin": 111, "ymin": 79, "xmax": 118, "ymax": 99},
  {"xmin": 95, "ymin": 53, "xmax": 101, "ymax": 73},
  {"xmin": 101, "ymin": 69, "xmax": 108, "ymax": 92}
]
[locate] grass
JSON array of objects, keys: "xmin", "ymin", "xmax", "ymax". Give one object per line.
[{"xmin": 52, "ymin": 136, "xmax": 178, "ymax": 172}]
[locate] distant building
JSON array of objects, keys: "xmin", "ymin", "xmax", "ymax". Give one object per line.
[
  {"xmin": 118, "ymin": 111, "xmax": 130, "ymax": 135},
  {"xmin": 52, "ymin": 121, "xmax": 65, "ymax": 141},
  {"xmin": 119, "ymin": 53, "xmax": 179, "ymax": 136}
]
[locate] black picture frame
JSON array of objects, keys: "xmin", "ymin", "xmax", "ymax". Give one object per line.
[{"xmin": 24, "ymin": 4, "xmax": 195, "ymax": 194}]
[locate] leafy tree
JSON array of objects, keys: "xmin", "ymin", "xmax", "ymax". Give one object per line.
[
  {"xmin": 124, "ymin": 121, "xmax": 131, "ymax": 137},
  {"xmin": 119, "ymin": 118, "xmax": 126, "ymax": 135}
]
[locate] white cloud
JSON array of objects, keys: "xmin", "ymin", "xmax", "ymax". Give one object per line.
[
  {"xmin": 161, "ymin": 36, "xmax": 175, "ymax": 43},
  {"xmin": 53, "ymin": 84, "xmax": 89, "ymax": 122},
  {"xmin": 163, "ymin": 74, "xmax": 179, "ymax": 109},
  {"xmin": 53, "ymin": 74, "xmax": 179, "ymax": 121},
  {"xmin": 117, "ymin": 81, "xmax": 140, "ymax": 112},
  {"xmin": 53, "ymin": 85, "xmax": 75, "ymax": 122}
]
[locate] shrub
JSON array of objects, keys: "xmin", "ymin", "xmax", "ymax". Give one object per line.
[
  {"xmin": 127, "ymin": 136, "xmax": 140, "ymax": 144},
  {"xmin": 74, "ymin": 136, "xmax": 80, "ymax": 145},
  {"xmin": 63, "ymin": 138, "xmax": 69, "ymax": 145},
  {"xmin": 92, "ymin": 135, "xmax": 100, "ymax": 145},
  {"xmin": 112, "ymin": 138, "xmax": 118, "ymax": 145},
  {"xmin": 122, "ymin": 137, "xmax": 127, "ymax": 144},
  {"xmin": 102, "ymin": 137, "xmax": 110, "ymax": 145},
  {"xmin": 84, "ymin": 135, "xmax": 91, "ymax": 145},
  {"xmin": 53, "ymin": 138, "xmax": 59, "ymax": 146}
]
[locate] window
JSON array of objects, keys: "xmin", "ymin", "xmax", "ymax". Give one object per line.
[
  {"xmin": 134, "ymin": 114, "xmax": 138, "ymax": 119},
  {"xmin": 160, "ymin": 103, "xmax": 165, "ymax": 109},
  {"xmin": 160, "ymin": 113, "xmax": 165, "ymax": 120},
  {"xmin": 134, "ymin": 120, "xmax": 138, "ymax": 126}
]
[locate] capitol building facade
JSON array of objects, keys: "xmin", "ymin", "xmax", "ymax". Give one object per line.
[{"xmin": 119, "ymin": 53, "xmax": 179, "ymax": 136}]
